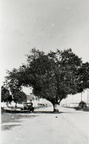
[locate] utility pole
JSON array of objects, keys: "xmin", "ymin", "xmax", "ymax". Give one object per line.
[
  {"xmin": 87, "ymin": 89, "xmax": 89, "ymax": 106},
  {"xmin": 81, "ymin": 92, "xmax": 82, "ymax": 101}
]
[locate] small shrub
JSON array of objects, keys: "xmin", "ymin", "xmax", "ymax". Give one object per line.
[{"xmin": 79, "ymin": 101, "xmax": 87, "ymax": 109}]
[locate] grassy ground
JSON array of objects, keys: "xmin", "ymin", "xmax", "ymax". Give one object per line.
[
  {"xmin": 1, "ymin": 104, "xmax": 47, "ymax": 124},
  {"xmin": 1, "ymin": 111, "xmax": 37, "ymax": 130},
  {"xmin": 1, "ymin": 111, "xmax": 36, "ymax": 123}
]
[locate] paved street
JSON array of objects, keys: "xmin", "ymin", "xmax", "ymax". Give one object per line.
[{"xmin": 1, "ymin": 106, "xmax": 89, "ymax": 144}]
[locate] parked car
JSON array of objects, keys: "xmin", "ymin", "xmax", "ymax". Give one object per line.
[{"xmin": 21, "ymin": 102, "xmax": 34, "ymax": 112}]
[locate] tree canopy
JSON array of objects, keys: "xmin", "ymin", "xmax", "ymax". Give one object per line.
[
  {"xmin": 13, "ymin": 90, "xmax": 27, "ymax": 104},
  {"xmin": 3, "ymin": 48, "xmax": 89, "ymax": 110}
]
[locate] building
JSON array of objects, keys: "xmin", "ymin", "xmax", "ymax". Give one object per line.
[{"xmin": 60, "ymin": 89, "xmax": 89, "ymax": 107}]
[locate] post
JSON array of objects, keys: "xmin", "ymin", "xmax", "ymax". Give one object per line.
[
  {"xmin": 87, "ymin": 89, "xmax": 89, "ymax": 105},
  {"xmin": 81, "ymin": 92, "xmax": 82, "ymax": 101}
]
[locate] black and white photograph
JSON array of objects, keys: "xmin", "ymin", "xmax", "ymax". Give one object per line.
[{"xmin": 1, "ymin": 0, "xmax": 89, "ymax": 144}]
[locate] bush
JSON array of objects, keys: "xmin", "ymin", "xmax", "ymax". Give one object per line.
[{"xmin": 78, "ymin": 101, "xmax": 87, "ymax": 109}]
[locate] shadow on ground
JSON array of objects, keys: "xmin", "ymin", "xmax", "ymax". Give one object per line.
[
  {"xmin": 1, "ymin": 124, "xmax": 21, "ymax": 131},
  {"xmin": 34, "ymin": 111, "xmax": 63, "ymax": 114}
]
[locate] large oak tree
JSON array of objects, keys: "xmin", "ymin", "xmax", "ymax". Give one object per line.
[{"xmin": 4, "ymin": 48, "xmax": 88, "ymax": 112}]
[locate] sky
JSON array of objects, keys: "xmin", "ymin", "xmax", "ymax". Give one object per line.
[{"xmin": 1, "ymin": 0, "xmax": 89, "ymax": 84}]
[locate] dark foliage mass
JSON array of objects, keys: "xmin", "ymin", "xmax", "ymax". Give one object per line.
[
  {"xmin": 1, "ymin": 86, "xmax": 12, "ymax": 103},
  {"xmin": 1, "ymin": 48, "xmax": 89, "ymax": 109}
]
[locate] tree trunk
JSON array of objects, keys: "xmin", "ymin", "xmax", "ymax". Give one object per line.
[
  {"xmin": 15, "ymin": 103, "xmax": 17, "ymax": 108},
  {"xmin": 6, "ymin": 101, "xmax": 9, "ymax": 107},
  {"xmin": 81, "ymin": 92, "xmax": 82, "ymax": 101},
  {"xmin": 53, "ymin": 103, "xmax": 59, "ymax": 112}
]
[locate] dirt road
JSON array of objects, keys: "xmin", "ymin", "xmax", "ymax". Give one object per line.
[{"xmin": 1, "ymin": 106, "xmax": 89, "ymax": 144}]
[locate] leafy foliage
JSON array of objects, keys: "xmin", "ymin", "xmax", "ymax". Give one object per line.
[
  {"xmin": 77, "ymin": 62, "xmax": 89, "ymax": 92},
  {"xmin": 4, "ymin": 48, "xmax": 89, "ymax": 108},
  {"xmin": 1, "ymin": 86, "xmax": 12, "ymax": 103},
  {"xmin": 13, "ymin": 90, "xmax": 27, "ymax": 104}
]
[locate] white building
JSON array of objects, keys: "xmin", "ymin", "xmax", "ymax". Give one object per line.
[{"xmin": 60, "ymin": 89, "xmax": 89, "ymax": 107}]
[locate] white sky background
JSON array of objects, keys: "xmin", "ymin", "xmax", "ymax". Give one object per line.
[{"xmin": 1, "ymin": 0, "xmax": 89, "ymax": 84}]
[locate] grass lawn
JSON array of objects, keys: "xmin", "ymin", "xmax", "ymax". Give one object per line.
[
  {"xmin": 1, "ymin": 111, "xmax": 37, "ymax": 130},
  {"xmin": 1, "ymin": 111, "xmax": 36, "ymax": 123}
]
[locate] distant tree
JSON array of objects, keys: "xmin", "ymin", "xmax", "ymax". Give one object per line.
[
  {"xmin": 4, "ymin": 69, "xmax": 27, "ymax": 104},
  {"xmin": 5, "ymin": 68, "xmax": 22, "ymax": 94},
  {"xmin": 1, "ymin": 86, "xmax": 12, "ymax": 104},
  {"xmin": 77, "ymin": 62, "xmax": 89, "ymax": 93}
]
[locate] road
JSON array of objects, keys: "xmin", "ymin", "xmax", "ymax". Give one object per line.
[{"xmin": 1, "ymin": 106, "xmax": 89, "ymax": 144}]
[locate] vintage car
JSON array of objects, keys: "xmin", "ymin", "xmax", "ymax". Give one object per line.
[{"xmin": 21, "ymin": 102, "xmax": 34, "ymax": 112}]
